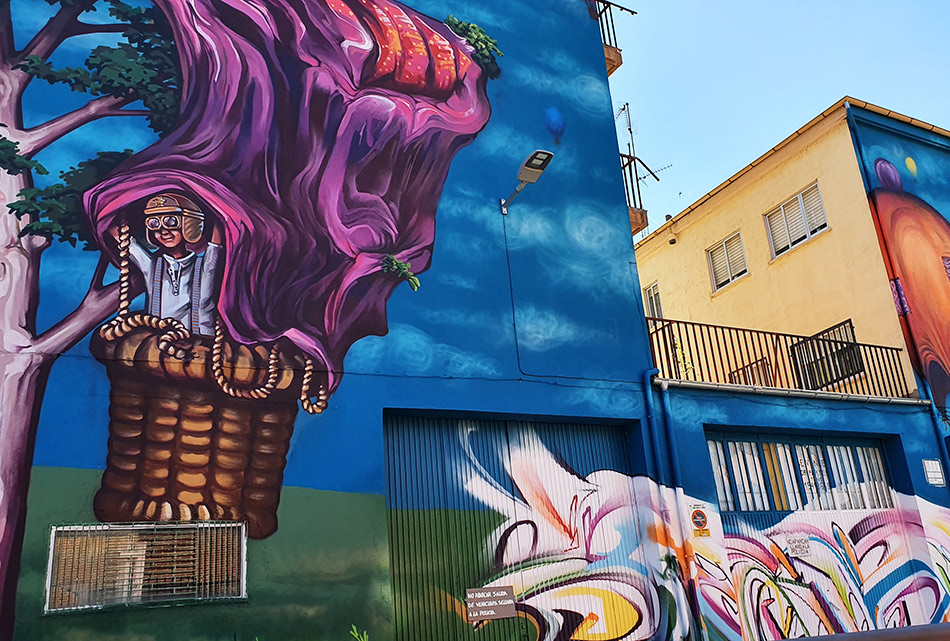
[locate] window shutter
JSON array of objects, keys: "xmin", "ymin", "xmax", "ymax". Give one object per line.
[
  {"xmin": 709, "ymin": 244, "xmax": 729, "ymax": 288},
  {"xmin": 708, "ymin": 436, "xmax": 891, "ymax": 514},
  {"xmin": 724, "ymin": 233, "xmax": 747, "ymax": 277},
  {"xmin": 707, "ymin": 440, "xmax": 735, "ymax": 511},
  {"xmin": 766, "ymin": 209, "xmax": 790, "ymax": 255},
  {"xmin": 801, "ymin": 184, "xmax": 827, "ymax": 233},
  {"xmin": 782, "ymin": 195, "xmax": 807, "ymax": 245}
]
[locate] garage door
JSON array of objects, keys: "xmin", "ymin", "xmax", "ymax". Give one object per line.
[{"xmin": 385, "ymin": 415, "xmax": 652, "ymax": 641}]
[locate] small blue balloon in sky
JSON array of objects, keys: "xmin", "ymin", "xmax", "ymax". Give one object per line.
[{"xmin": 544, "ymin": 107, "xmax": 566, "ymax": 145}]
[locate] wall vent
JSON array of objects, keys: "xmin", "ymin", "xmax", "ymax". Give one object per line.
[{"xmin": 45, "ymin": 521, "xmax": 246, "ymax": 613}]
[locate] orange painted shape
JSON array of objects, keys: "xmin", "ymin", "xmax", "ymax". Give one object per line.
[
  {"xmin": 413, "ymin": 16, "xmax": 456, "ymax": 92},
  {"xmin": 364, "ymin": 2, "xmax": 401, "ymax": 81},
  {"xmin": 875, "ymin": 190, "xmax": 950, "ymax": 403},
  {"xmin": 381, "ymin": 3, "xmax": 428, "ymax": 91}
]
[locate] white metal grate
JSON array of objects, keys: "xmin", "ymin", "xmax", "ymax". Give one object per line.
[
  {"xmin": 45, "ymin": 521, "xmax": 246, "ymax": 613},
  {"xmin": 707, "ymin": 435, "xmax": 894, "ymax": 513}
]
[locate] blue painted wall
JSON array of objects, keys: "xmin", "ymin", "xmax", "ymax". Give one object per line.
[
  {"xmin": 661, "ymin": 385, "xmax": 944, "ymax": 506},
  {"xmin": 13, "ymin": 1, "xmax": 655, "ymax": 638},
  {"xmin": 26, "ymin": 0, "xmax": 652, "ymax": 494}
]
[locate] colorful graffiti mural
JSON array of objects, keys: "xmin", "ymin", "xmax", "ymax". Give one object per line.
[
  {"xmin": 462, "ymin": 428, "xmax": 696, "ymax": 641},
  {"xmin": 437, "ymin": 425, "xmax": 950, "ymax": 641},
  {"xmin": 868, "ymin": 160, "xmax": 950, "ymax": 413}
]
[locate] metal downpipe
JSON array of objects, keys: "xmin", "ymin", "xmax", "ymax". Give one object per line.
[
  {"xmin": 642, "ymin": 367, "xmax": 662, "ymax": 481},
  {"xmin": 658, "ymin": 379, "xmax": 709, "ymax": 641},
  {"xmin": 919, "ymin": 378, "xmax": 950, "ymax": 488}
]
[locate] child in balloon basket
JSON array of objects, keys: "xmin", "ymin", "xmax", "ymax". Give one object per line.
[{"xmin": 110, "ymin": 193, "xmax": 223, "ymax": 337}]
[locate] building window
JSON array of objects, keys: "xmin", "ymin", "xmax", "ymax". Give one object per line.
[
  {"xmin": 765, "ymin": 182, "xmax": 828, "ymax": 257},
  {"xmin": 643, "ymin": 281, "xmax": 663, "ymax": 319},
  {"xmin": 706, "ymin": 434, "xmax": 892, "ymax": 514},
  {"xmin": 790, "ymin": 319, "xmax": 864, "ymax": 391},
  {"xmin": 707, "ymin": 232, "xmax": 747, "ymax": 291},
  {"xmin": 45, "ymin": 521, "xmax": 246, "ymax": 613}
]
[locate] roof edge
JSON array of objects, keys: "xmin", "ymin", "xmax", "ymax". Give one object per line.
[{"xmin": 635, "ymin": 96, "xmax": 950, "ymax": 249}]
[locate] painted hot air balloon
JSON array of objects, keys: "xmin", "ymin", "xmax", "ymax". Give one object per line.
[
  {"xmin": 875, "ymin": 158, "xmax": 903, "ymax": 190},
  {"xmin": 544, "ymin": 106, "xmax": 566, "ymax": 145}
]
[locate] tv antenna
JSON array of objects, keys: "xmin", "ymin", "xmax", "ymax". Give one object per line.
[{"xmin": 616, "ymin": 103, "xmax": 660, "ymax": 210}]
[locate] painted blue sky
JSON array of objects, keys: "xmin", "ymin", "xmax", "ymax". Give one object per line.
[{"xmin": 608, "ymin": 0, "xmax": 950, "ymax": 235}]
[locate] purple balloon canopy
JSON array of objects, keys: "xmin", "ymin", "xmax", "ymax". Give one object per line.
[
  {"xmin": 875, "ymin": 158, "xmax": 903, "ymax": 191},
  {"xmin": 85, "ymin": 0, "xmax": 492, "ymax": 393}
]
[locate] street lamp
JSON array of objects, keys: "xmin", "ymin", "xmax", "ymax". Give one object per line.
[{"xmin": 499, "ymin": 150, "xmax": 554, "ymax": 215}]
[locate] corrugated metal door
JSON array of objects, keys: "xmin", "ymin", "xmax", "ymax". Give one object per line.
[{"xmin": 385, "ymin": 416, "xmax": 645, "ymax": 641}]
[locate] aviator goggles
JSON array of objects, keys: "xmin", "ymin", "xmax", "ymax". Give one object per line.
[{"xmin": 145, "ymin": 214, "xmax": 183, "ymax": 231}]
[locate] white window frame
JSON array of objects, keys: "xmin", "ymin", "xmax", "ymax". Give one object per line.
[
  {"xmin": 706, "ymin": 231, "xmax": 748, "ymax": 292},
  {"xmin": 764, "ymin": 182, "xmax": 828, "ymax": 258},
  {"xmin": 643, "ymin": 281, "xmax": 662, "ymax": 319}
]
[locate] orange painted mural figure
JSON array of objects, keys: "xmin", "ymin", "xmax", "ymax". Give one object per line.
[{"xmin": 872, "ymin": 158, "xmax": 950, "ymax": 412}]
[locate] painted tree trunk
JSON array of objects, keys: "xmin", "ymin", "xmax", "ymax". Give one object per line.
[
  {"xmin": 0, "ymin": 353, "xmax": 52, "ymax": 639},
  {"xmin": 0, "ymin": 164, "xmax": 47, "ymax": 639}
]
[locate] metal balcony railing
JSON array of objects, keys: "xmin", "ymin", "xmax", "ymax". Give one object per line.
[
  {"xmin": 647, "ymin": 317, "xmax": 910, "ymax": 399},
  {"xmin": 621, "ymin": 152, "xmax": 659, "ymax": 212},
  {"xmin": 591, "ymin": 0, "xmax": 636, "ymax": 50}
]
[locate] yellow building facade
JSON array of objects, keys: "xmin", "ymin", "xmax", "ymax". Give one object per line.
[{"xmin": 635, "ymin": 98, "xmax": 919, "ymax": 395}]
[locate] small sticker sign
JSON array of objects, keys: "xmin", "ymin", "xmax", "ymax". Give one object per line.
[
  {"xmin": 924, "ymin": 459, "xmax": 946, "ymax": 487},
  {"xmin": 786, "ymin": 533, "xmax": 812, "ymax": 557},
  {"xmin": 690, "ymin": 509, "xmax": 710, "ymax": 537},
  {"xmin": 466, "ymin": 586, "xmax": 516, "ymax": 622}
]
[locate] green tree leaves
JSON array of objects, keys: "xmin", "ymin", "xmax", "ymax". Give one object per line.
[
  {"xmin": 8, "ymin": 0, "xmax": 181, "ymax": 247},
  {"xmin": 381, "ymin": 255, "xmax": 421, "ymax": 291},
  {"xmin": 103, "ymin": 0, "xmax": 181, "ymax": 135},
  {"xmin": 9, "ymin": 150, "xmax": 133, "ymax": 249},
  {"xmin": 0, "ymin": 138, "xmax": 49, "ymax": 177},
  {"xmin": 19, "ymin": 1, "xmax": 181, "ymax": 136},
  {"xmin": 445, "ymin": 16, "xmax": 503, "ymax": 80}
]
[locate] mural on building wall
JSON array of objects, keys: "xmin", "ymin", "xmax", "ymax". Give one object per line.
[
  {"xmin": 84, "ymin": 0, "xmax": 493, "ymax": 539},
  {"xmin": 866, "ymin": 159, "xmax": 950, "ymax": 415},
  {"xmin": 850, "ymin": 111, "xmax": 950, "ymax": 417},
  {"xmin": 393, "ymin": 423, "xmax": 950, "ymax": 641},
  {"xmin": 0, "ymin": 0, "xmax": 492, "ymax": 629}
]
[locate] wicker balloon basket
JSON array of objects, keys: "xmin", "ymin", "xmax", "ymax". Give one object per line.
[{"xmin": 90, "ymin": 326, "xmax": 308, "ymax": 539}]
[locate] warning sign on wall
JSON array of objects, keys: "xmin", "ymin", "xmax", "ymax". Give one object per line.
[
  {"xmin": 466, "ymin": 586, "xmax": 516, "ymax": 622},
  {"xmin": 690, "ymin": 509, "xmax": 710, "ymax": 538}
]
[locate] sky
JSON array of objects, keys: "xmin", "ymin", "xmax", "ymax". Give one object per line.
[{"xmin": 607, "ymin": 0, "xmax": 950, "ymax": 236}]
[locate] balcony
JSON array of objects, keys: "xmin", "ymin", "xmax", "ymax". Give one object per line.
[
  {"xmin": 621, "ymin": 152, "xmax": 649, "ymax": 234},
  {"xmin": 647, "ymin": 317, "xmax": 911, "ymax": 400},
  {"xmin": 592, "ymin": 0, "xmax": 636, "ymax": 76}
]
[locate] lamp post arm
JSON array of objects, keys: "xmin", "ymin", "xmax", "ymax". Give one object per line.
[{"xmin": 500, "ymin": 181, "xmax": 528, "ymax": 215}]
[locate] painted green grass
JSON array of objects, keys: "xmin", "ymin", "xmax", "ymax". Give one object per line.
[
  {"xmin": 14, "ymin": 467, "xmax": 393, "ymax": 641},
  {"xmin": 388, "ymin": 508, "xmax": 538, "ymax": 641},
  {"xmin": 14, "ymin": 468, "xmax": 533, "ymax": 641}
]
